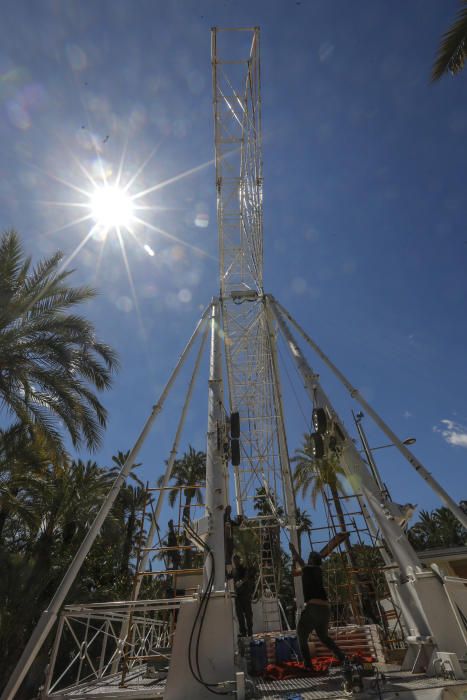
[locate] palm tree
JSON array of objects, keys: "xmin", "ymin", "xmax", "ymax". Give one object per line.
[
  {"xmin": 432, "ymin": 1, "xmax": 467, "ymax": 81},
  {"xmin": 110, "ymin": 451, "xmax": 146, "ymax": 576},
  {"xmin": 0, "ymin": 424, "xmax": 50, "ymax": 540},
  {"xmin": 293, "ymin": 435, "xmax": 348, "ymax": 537},
  {"xmin": 408, "ymin": 509, "xmax": 439, "ymax": 549},
  {"xmin": 433, "ymin": 506, "xmax": 466, "ymax": 546},
  {"xmin": 253, "ymin": 486, "xmax": 284, "ymax": 518},
  {"xmin": 161, "ymin": 446, "xmax": 206, "ymax": 524},
  {"xmin": 160, "ymin": 446, "xmax": 206, "ymax": 568},
  {"xmin": 295, "ymin": 506, "xmax": 313, "ymax": 553},
  {"xmin": 293, "ymin": 434, "xmax": 364, "ymax": 620},
  {"xmin": 0, "ymin": 455, "xmax": 136, "ymax": 688},
  {"xmin": 0, "ymin": 230, "xmax": 119, "ymax": 456},
  {"xmin": 408, "ymin": 506, "xmax": 466, "ymax": 549}
]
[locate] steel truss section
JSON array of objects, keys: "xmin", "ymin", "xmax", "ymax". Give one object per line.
[
  {"xmin": 43, "ymin": 600, "xmax": 181, "ymax": 698},
  {"xmin": 212, "ymin": 28, "xmax": 286, "ymax": 522}
]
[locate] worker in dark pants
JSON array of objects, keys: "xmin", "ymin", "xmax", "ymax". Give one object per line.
[
  {"xmin": 232, "ymin": 554, "xmax": 253, "ymax": 637},
  {"xmin": 167, "ymin": 519, "xmax": 181, "ymax": 570},
  {"xmin": 290, "ymin": 544, "xmax": 346, "ymax": 669}
]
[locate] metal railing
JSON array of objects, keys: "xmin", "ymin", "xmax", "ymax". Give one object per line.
[{"xmin": 43, "ymin": 598, "xmax": 184, "ymax": 697}]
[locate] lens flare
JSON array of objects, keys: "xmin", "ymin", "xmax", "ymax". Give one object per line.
[{"xmin": 90, "ymin": 185, "xmax": 134, "ymax": 229}]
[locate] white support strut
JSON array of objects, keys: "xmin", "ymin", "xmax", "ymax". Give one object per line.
[
  {"xmin": 268, "ymin": 296, "xmax": 434, "ymax": 637},
  {"xmin": 109, "ymin": 315, "xmax": 211, "ymax": 673},
  {"xmin": 204, "ymin": 299, "xmax": 228, "ymax": 592},
  {"xmin": 269, "ymin": 296, "xmax": 467, "ymax": 660},
  {"xmin": 134, "ymin": 315, "xmax": 210, "ymax": 600},
  {"xmin": 274, "ymin": 298, "xmax": 467, "ymax": 531},
  {"xmin": 264, "ymin": 299, "xmax": 304, "ymax": 612}
]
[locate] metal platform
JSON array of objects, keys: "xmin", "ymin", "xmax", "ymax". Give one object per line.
[
  {"xmin": 49, "ymin": 667, "xmax": 166, "ymax": 699},
  {"xmin": 256, "ymin": 667, "xmax": 467, "ymax": 699},
  {"xmin": 48, "ymin": 665, "xmax": 467, "ymax": 700}
]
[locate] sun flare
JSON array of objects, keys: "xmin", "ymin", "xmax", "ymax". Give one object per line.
[
  {"xmin": 90, "ymin": 185, "xmax": 134, "ymax": 229},
  {"xmin": 37, "ymin": 145, "xmax": 217, "ymax": 330}
]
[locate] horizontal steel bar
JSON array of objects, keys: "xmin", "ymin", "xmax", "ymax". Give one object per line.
[{"xmin": 136, "ymin": 568, "xmax": 203, "ymax": 577}]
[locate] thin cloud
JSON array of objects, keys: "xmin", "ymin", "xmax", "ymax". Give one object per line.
[
  {"xmin": 319, "ymin": 42, "xmax": 335, "ymax": 63},
  {"xmin": 433, "ymin": 419, "xmax": 467, "ymax": 448}
]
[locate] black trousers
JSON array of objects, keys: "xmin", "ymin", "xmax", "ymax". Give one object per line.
[
  {"xmin": 235, "ymin": 594, "xmax": 253, "ymax": 637},
  {"xmin": 297, "ymin": 603, "xmax": 346, "ymax": 666}
]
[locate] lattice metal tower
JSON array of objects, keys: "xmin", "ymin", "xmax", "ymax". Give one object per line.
[
  {"xmin": 212, "ymin": 28, "xmax": 295, "ymax": 527},
  {"xmin": 211, "ymin": 29, "xmax": 302, "ymax": 613}
]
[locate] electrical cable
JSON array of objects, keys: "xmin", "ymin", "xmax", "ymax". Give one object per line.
[
  {"xmin": 183, "ymin": 522, "xmax": 231, "ymax": 695},
  {"xmin": 186, "ymin": 537, "xmax": 217, "ymax": 690},
  {"xmin": 276, "ymin": 334, "xmax": 310, "ymax": 431}
]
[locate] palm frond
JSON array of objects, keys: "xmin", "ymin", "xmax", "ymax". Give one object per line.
[
  {"xmin": 0, "ymin": 231, "xmax": 24, "ymax": 293},
  {"xmin": 0, "ymin": 230, "xmax": 119, "ymax": 453},
  {"xmin": 432, "ymin": 1, "xmax": 467, "ymax": 81}
]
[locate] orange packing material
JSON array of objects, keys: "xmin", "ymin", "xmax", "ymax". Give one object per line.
[
  {"xmin": 261, "ymin": 653, "xmax": 375, "ymax": 680},
  {"xmin": 262, "ymin": 660, "xmax": 331, "ymax": 680}
]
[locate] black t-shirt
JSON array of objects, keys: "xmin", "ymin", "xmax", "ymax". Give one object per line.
[
  {"xmin": 233, "ymin": 563, "xmax": 249, "ymax": 597},
  {"xmin": 302, "ymin": 564, "xmax": 327, "ymax": 601}
]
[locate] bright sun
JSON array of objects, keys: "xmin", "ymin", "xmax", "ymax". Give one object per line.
[{"xmin": 90, "ymin": 185, "xmax": 134, "ymax": 229}]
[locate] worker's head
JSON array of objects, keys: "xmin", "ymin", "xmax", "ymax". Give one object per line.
[
  {"xmin": 308, "ymin": 551, "xmax": 322, "ymax": 566},
  {"xmin": 168, "ymin": 519, "xmax": 174, "ymax": 529},
  {"xmin": 233, "ymin": 554, "xmax": 241, "ymax": 566}
]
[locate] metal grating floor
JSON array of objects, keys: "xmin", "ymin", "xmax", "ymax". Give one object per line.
[
  {"xmin": 50, "ymin": 666, "xmax": 467, "ymax": 700},
  {"xmin": 255, "ymin": 667, "xmax": 467, "ymax": 699},
  {"xmin": 54, "ymin": 668, "xmax": 166, "ymax": 698}
]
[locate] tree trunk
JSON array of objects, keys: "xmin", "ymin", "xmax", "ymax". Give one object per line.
[
  {"xmin": 182, "ymin": 494, "xmax": 192, "ymax": 568},
  {"xmin": 121, "ymin": 506, "xmax": 136, "ymax": 575}
]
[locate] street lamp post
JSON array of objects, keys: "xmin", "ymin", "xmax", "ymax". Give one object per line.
[
  {"xmin": 353, "ymin": 411, "xmax": 416, "ymax": 500},
  {"xmin": 371, "ymin": 437, "xmax": 416, "ymax": 451}
]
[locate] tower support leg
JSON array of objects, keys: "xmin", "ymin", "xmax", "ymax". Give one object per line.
[
  {"xmin": 265, "ymin": 299, "xmax": 304, "ymax": 614},
  {"xmin": 273, "ymin": 298, "xmax": 467, "ymax": 530},
  {"xmin": 204, "ymin": 298, "xmax": 228, "ymax": 592},
  {"xmin": 165, "ymin": 299, "xmax": 236, "ymax": 699},
  {"xmin": 164, "ymin": 594, "xmax": 236, "ymax": 700},
  {"xmin": 269, "ymin": 296, "xmax": 467, "ymax": 663}
]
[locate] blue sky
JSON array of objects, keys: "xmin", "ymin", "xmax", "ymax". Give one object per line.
[{"xmin": 1, "ymin": 0, "xmax": 466, "ymax": 539}]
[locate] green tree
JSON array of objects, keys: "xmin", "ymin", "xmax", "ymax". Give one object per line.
[
  {"xmin": 233, "ymin": 525, "xmax": 260, "ymax": 570},
  {"xmin": 0, "ymin": 449, "xmax": 154, "ymax": 695},
  {"xmin": 111, "ymin": 451, "xmax": 146, "ymax": 575},
  {"xmin": 432, "ymin": 1, "xmax": 467, "ymax": 81},
  {"xmin": 293, "ymin": 434, "xmax": 364, "ymax": 620},
  {"xmin": 0, "ymin": 456, "xmax": 119, "ymax": 692},
  {"xmin": 159, "ymin": 446, "xmax": 206, "ymax": 567},
  {"xmin": 0, "ymin": 230, "xmax": 119, "ymax": 456},
  {"xmin": 161, "ymin": 446, "xmax": 206, "ymax": 523},
  {"xmin": 293, "ymin": 435, "xmax": 348, "ymax": 541},
  {"xmin": 408, "ymin": 505, "xmax": 466, "ymax": 549},
  {"xmin": 0, "ymin": 424, "xmax": 50, "ymax": 541},
  {"xmin": 295, "ymin": 506, "xmax": 313, "ymax": 553}
]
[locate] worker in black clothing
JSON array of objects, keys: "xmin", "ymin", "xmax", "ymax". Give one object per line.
[
  {"xmin": 167, "ymin": 519, "xmax": 181, "ymax": 571},
  {"xmin": 232, "ymin": 554, "xmax": 253, "ymax": 638},
  {"xmin": 224, "ymin": 505, "xmax": 244, "ymax": 576},
  {"xmin": 290, "ymin": 543, "xmax": 346, "ymax": 668},
  {"xmin": 224, "ymin": 505, "xmax": 235, "ymax": 575}
]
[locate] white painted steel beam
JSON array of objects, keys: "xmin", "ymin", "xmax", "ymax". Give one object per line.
[{"xmin": 274, "ymin": 298, "xmax": 467, "ymax": 531}]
